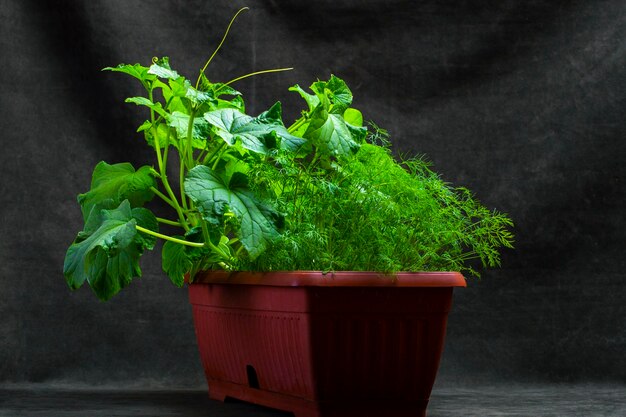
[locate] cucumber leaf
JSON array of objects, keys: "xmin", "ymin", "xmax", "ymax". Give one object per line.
[
  {"xmin": 311, "ymin": 75, "xmax": 352, "ymax": 113},
  {"xmin": 162, "ymin": 239, "xmax": 192, "ymax": 287},
  {"xmin": 304, "ymin": 106, "xmax": 361, "ymax": 158},
  {"xmin": 148, "ymin": 57, "xmax": 180, "ymax": 80},
  {"xmin": 204, "ymin": 102, "xmax": 305, "ymax": 154},
  {"xmin": 289, "ymin": 84, "xmax": 319, "ymax": 112},
  {"xmin": 102, "ymin": 63, "xmax": 156, "ymax": 87},
  {"xmin": 78, "ymin": 162, "xmax": 157, "ymax": 221},
  {"xmin": 166, "ymin": 111, "xmax": 210, "ymax": 150},
  {"xmin": 125, "ymin": 96, "xmax": 169, "ymax": 119},
  {"xmin": 343, "ymin": 108, "xmax": 363, "ymax": 127},
  {"xmin": 184, "ymin": 165, "xmax": 283, "ymax": 259},
  {"xmin": 63, "ymin": 200, "xmax": 158, "ymax": 301}
]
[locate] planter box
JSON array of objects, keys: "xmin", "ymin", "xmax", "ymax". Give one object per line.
[{"xmin": 188, "ymin": 271, "xmax": 465, "ymax": 417}]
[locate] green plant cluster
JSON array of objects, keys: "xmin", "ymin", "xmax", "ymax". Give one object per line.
[{"xmin": 63, "ymin": 10, "xmax": 513, "ymax": 300}]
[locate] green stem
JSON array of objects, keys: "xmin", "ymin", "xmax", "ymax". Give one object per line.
[
  {"xmin": 156, "ymin": 217, "xmax": 183, "ymax": 227},
  {"xmin": 150, "ymin": 186, "xmax": 176, "ymax": 208},
  {"xmin": 195, "ymin": 7, "xmax": 250, "ymax": 89},
  {"xmin": 287, "ymin": 116, "xmax": 307, "ymax": 134},
  {"xmin": 203, "ymin": 141, "xmax": 226, "ymax": 165},
  {"xmin": 185, "ymin": 109, "xmax": 196, "ymax": 169},
  {"xmin": 147, "ymin": 92, "xmax": 189, "ymax": 231},
  {"xmin": 135, "ymin": 225, "xmax": 205, "ymax": 247},
  {"xmin": 179, "ymin": 149, "xmax": 189, "ymax": 211}
]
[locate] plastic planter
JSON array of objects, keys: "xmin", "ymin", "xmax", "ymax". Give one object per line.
[{"xmin": 188, "ymin": 271, "xmax": 466, "ymax": 417}]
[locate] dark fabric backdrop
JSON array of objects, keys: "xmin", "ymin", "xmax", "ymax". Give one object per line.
[{"xmin": 1, "ymin": 0, "xmax": 624, "ymax": 387}]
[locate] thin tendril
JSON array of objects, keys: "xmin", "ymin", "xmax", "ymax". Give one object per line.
[
  {"xmin": 219, "ymin": 67, "xmax": 294, "ymax": 89},
  {"xmin": 195, "ymin": 7, "xmax": 250, "ymax": 89}
]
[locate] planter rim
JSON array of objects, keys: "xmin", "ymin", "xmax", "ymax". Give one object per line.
[{"xmin": 190, "ymin": 270, "xmax": 466, "ymax": 288}]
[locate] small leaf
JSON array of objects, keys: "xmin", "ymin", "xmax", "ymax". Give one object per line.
[
  {"xmin": 162, "ymin": 240, "xmax": 192, "ymax": 287},
  {"xmin": 343, "ymin": 108, "xmax": 363, "ymax": 127},
  {"xmin": 125, "ymin": 97, "xmax": 169, "ymax": 119},
  {"xmin": 311, "ymin": 75, "xmax": 353, "ymax": 113},
  {"xmin": 148, "ymin": 57, "xmax": 180, "ymax": 80},
  {"xmin": 78, "ymin": 162, "xmax": 157, "ymax": 221},
  {"xmin": 289, "ymin": 84, "xmax": 320, "ymax": 112},
  {"xmin": 103, "ymin": 64, "xmax": 156, "ymax": 85}
]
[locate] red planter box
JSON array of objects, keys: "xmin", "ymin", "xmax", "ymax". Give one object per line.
[{"xmin": 188, "ymin": 271, "xmax": 465, "ymax": 417}]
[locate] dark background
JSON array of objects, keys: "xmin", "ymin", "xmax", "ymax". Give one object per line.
[{"xmin": 1, "ymin": 0, "xmax": 624, "ymax": 390}]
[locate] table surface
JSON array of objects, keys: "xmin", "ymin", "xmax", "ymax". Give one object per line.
[{"xmin": 1, "ymin": 383, "xmax": 625, "ymax": 417}]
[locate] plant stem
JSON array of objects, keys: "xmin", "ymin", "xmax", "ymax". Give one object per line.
[
  {"xmin": 148, "ymin": 90, "xmax": 189, "ymax": 231},
  {"xmin": 287, "ymin": 116, "xmax": 307, "ymax": 134},
  {"xmin": 156, "ymin": 217, "xmax": 183, "ymax": 227},
  {"xmin": 195, "ymin": 7, "xmax": 249, "ymax": 89},
  {"xmin": 150, "ymin": 186, "xmax": 176, "ymax": 208},
  {"xmin": 202, "ymin": 141, "xmax": 225, "ymax": 165},
  {"xmin": 135, "ymin": 225, "xmax": 205, "ymax": 247},
  {"xmin": 179, "ymin": 150, "xmax": 189, "ymax": 212}
]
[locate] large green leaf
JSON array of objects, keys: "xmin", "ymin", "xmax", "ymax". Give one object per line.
[
  {"xmin": 184, "ymin": 165, "xmax": 283, "ymax": 259},
  {"xmin": 63, "ymin": 200, "xmax": 158, "ymax": 300},
  {"xmin": 304, "ymin": 106, "xmax": 361, "ymax": 158},
  {"xmin": 77, "ymin": 162, "xmax": 157, "ymax": 220},
  {"xmin": 204, "ymin": 102, "xmax": 305, "ymax": 154}
]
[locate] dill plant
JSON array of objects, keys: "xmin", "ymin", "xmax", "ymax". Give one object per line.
[
  {"xmin": 243, "ymin": 126, "xmax": 514, "ymax": 275},
  {"xmin": 63, "ymin": 8, "xmax": 513, "ymax": 300}
]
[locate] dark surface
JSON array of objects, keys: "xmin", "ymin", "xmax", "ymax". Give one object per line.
[
  {"xmin": 1, "ymin": 0, "xmax": 625, "ymax": 391},
  {"xmin": 2, "ymin": 384, "xmax": 625, "ymax": 417}
]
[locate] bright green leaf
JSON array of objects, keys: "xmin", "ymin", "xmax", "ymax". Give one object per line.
[
  {"xmin": 344, "ymin": 108, "xmax": 363, "ymax": 127},
  {"xmin": 311, "ymin": 75, "xmax": 353, "ymax": 113},
  {"xmin": 289, "ymin": 84, "xmax": 319, "ymax": 112},
  {"xmin": 148, "ymin": 57, "xmax": 180, "ymax": 80},
  {"xmin": 125, "ymin": 96, "xmax": 169, "ymax": 119},
  {"xmin": 103, "ymin": 64, "xmax": 156, "ymax": 86},
  {"xmin": 304, "ymin": 107, "xmax": 360, "ymax": 158}
]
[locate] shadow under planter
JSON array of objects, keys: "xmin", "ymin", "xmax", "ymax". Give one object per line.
[{"xmin": 188, "ymin": 271, "xmax": 466, "ymax": 417}]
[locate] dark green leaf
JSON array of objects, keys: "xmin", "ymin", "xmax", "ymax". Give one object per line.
[
  {"xmin": 77, "ymin": 162, "xmax": 157, "ymax": 220},
  {"xmin": 184, "ymin": 165, "xmax": 283, "ymax": 259},
  {"xmin": 63, "ymin": 200, "xmax": 158, "ymax": 300},
  {"xmin": 162, "ymin": 239, "xmax": 192, "ymax": 287},
  {"xmin": 204, "ymin": 102, "xmax": 305, "ymax": 154}
]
